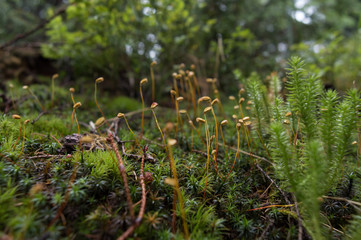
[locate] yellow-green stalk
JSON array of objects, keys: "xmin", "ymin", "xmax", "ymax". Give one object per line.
[
  {"xmin": 51, "ymin": 73, "xmax": 58, "ymax": 108},
  {"xmin": 220, "ymin": 120, "xmax": 230, "ymax": 163},
  {"xmin": 176, "ymin": 96, "xmax": 184, "ymax": 132},
  {"xmin": 210, "ymin": 99, "xmax": 221, "ymax": 168},
  {"xmin": 203, "ymin": 107, "xmax": 212, "ymax": 198},
  {"xmin": 172, "ymin": 73, "xmax": 180, "ymax": 99},
  {"xmin": 117, "ymin": 113, "xmax": 141, "ymax": 150},
  {"xmin": 150, "ymin": 102, "xmax": 171, "ymax": 167},
  {"xmin": 9, "ymin": 83, "xmax": 16, "ymax": 110},
  {"xmin": 150, "ymin": 61, "xmax": 157, "ymax": 102},
  {"xmin": 225, "ymin": 122, "xmax": 241, "ymax": 181},
  {"xmin": 186, "ymin": 72, "xmax": 197, "ymax": 117},
  {"xmin": 240, "ymin": 118, "xmax": 254, "ymax": 165},
  {"xmin": 18, "ymin": 119, "xmax": 30, "ymax": 157},
  {"xmin": 140, "ymin": 78, "xmax": 148, "ymax": 139},
  {"xmin": 73, "ymin": 102, "xmax": 83, "ymax": 158},
  {"xmin": 12, "ymin": 114, "xmax": 21, "ymax": 151},
  {"xmin": 178, "ymin": 70, "xmax": 186, "ymax": 97},
  {"xmin": 69, "ymin": 88, "xmax": 76, "ymax": 131},
  {"xmin": 165, "ymin": 139, "xmax": 190, "ymax": 239},
  {"xmin": 94, "ymin": 77, "xmax": 110, "ymax": 127},
  {"xmin": 188, "ymin": 119, "xmax": 206, "ymax": 146},
  {"xmin": 190, "ymin": 65, "xmax": 201, "ymax": 96},
  {"xmin": 23, "ymin": 85, "xmax": 45, "ymax": 111}
]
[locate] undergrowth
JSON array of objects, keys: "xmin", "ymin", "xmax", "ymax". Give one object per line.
[{"xmin": 0, "ymin": 57, "xmax": 361, "ymax": 239}]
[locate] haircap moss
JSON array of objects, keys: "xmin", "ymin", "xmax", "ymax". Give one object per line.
[
  {"xmin": 140, "ymin": 78, "xmax": 148, "ymax": 85},
  {"xmin": 204, "ymin": 106, "xmax": 212, "ymax": 113},
  {"xmin": 176, "ymin": 96, "xmax": 184, "ymax": 102},
  {"xmin": 151, "ymin": 102, "xmax": 158, "ymax": 109},
  {"xmin": 12, "ymin": 114, "xmax": 21, "ymax": 119},
  {"xmin": 73, "ymin": 102, "xmax": 82, "ymax": 109},
  {"xmin": 95, "ymin": 77, "xmax": 104, "ymax": 83},
  {"xmin": 221, "ymin": 120, "xmax": 228, "ymax": 126},
  {"xmin": 196, "ymin": 117, "xmax": 205, "ymax": 123}
]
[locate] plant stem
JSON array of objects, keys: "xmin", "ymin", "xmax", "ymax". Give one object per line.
[
  {"xmin": 108, "ymin": 132, "xmax": 135, "ymax": 219},
  {"xmin": 225, "ymin": 127, "xmax": 240, "ymax": 181},
  {"xmin": 94, "ymin": 82, "xmax": 110, "ymax": 127},
  {"xmin": 140, "ymin": 85, "xmax": 145, "ymax": 139},
  {"xmin": 168, "ymin": 141, "xmax": 190, "ymax": 239},
  {"xmin": 117, "ymin": 145, "xmax": 148, "ymax": 240}
]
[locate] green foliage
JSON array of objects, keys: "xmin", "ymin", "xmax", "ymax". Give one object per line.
[
  {"xmin": 246, "ymin": 72, "xmax": 270, "ymax": 132},
  {"xmin": 2, "ymin": 55, "xmax": 361, "ymax": 239},
  {"xmin": 270, "ymin": 57, "xmax": 360, "ymax": 239},
  {"xmin": 292, "ymin": 32, "xmax": 361, "ymax": 90},
  {"xmin": 319, "ymin": 90, "xmax": 339, "ymax": 159},
  {"xmin": 80, "ymin": 150, "xmax": 119, "ymax": 178},
  {"xmin": 286, "ymin": 56, "xmax": 322, "ymax": 140}
]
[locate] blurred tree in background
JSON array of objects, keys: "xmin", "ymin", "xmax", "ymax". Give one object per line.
[{"xmin": 1, "ymin": 0, "xmax": 361, "ymax": 95}]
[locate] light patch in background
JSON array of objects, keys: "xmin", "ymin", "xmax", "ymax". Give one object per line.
[{"xmin": 293, "ymin": 0, "xmax": 315, "ymax": 25}]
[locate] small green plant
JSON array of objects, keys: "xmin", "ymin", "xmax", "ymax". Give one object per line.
[
  {"xmin": 269, "ymin": 56, "xmax": 360, "ymax": 239},
  {"xmin": 51, "ymin": 73, "xmax": 58, "ymax": 108},
  {"xmin": 140, "ymin": 78, "xmax": 148, "ymax": 139},
  {"xmin": 22, "ymin": 85, "xmax": 45, "ymax": 111},
  {"xmin": 150, "ymin": 61, "xmax": 157, "ymax": 102},
  {"xmin": 11, "ymin": 114, "xmax": 22, "ymax": 151}
]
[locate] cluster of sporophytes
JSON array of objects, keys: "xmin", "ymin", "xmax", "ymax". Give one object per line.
[{"xmin": 1, "ymin": 57, "xmax": 361, "ymax": 239}]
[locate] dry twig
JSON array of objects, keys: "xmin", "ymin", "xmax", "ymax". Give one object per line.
[
  {"xmin": 117, "ymin": 146, "xmax": 148, "ymax": 240},
  {"xmin": 108, "ymin": 132, "xmax": 135, "ymax": 219}
]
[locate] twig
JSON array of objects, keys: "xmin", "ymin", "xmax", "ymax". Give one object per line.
[
  {"xmin": 31, "ymin": 111, "xmax": 47, "ymax": 124},
  {"xmin": 108, "ymin": 132, "xmax": 135, "ymax": 219},
  {"xmin": 322, "ymin": 195, "xmax": 361, "ymax": 208},
  {"xmin": 51, "ymin": 135, "xmax": 63, "ymax": 147},
  {"xmin": 0, "ymin": 4, "xmax": 72, "ymax": 50},
  {"xmin": 255, "ymin": 163, "xmax": 291, "ymax": 205},
  {"xmin": 27, "ymin": 154, "xmax": 64, "ymax": 159},
  {"xmin": 119, "ymin": 141, "xmax": 156, "ymax": 163},
  {"xmin": 191, "ymin": 149, "xmax": 207, "ymax": 157},
  {"xmin": 224, "ymin": 143, "xmax": 274, "ymax": 166},
  {"xmin": 292, "ymin": 194, "xmax": 303, "ymax": 240},
  {"xmin": 117, "ymin": 146, "xmax": 148, "ymax": 240},
  {"xmin": 322, "ymin": 223, "xmax": 349, "ymax": 237}
]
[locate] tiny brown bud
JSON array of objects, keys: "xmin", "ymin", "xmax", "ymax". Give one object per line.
[
  {"xmin": 221, "ymin": 120, "xmax": 228, "ymax": 126},
  {"xmin": 52, "ymin": 73, "xmax": 59, "ymax": 79},
  {"xmin": 211, "ymin": 98, "xmax": 219, "ymax": 105},
  {"xmin": 12, "ymin": 114, "xmax": 21, "ymax": 119},
  {"xmin": 144, "ymin": 172, "xmax": 153, "ymax": 184},
  {"xmin": 95, "ymin": 77, "xmax": 104, "ymax": 83},
  {"xmin": 95, "ymin": 117, "xmax": 105, "ymax": 127},
  {"xmin": 73, "ymin": 102, "xmax": 82, "ymax": 109},
  {"xmin": 140, "ymin": 78, "xmax": 148, "ymax": 85},
  {"xmin": 176, "ymin": 96, "xmax": 184, "ymax": 102},
  {"xmin": 196, "ymin": 117, "xmax": 205, "ymax": 123},
  {"xmin": 204, "ymin": 106, "xmax": 212, "ymax": 113},
  {"xmin": 151, "ymin": 102, "xmax": 158, "ymax": 109},
  {"xmin": 117, "ymin": 113, "xmax": 125, "ymax": 118}
]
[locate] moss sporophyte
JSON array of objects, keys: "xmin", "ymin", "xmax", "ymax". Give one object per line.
[{"xmin": 3, "ymin": 57, "xmax": 361, "ymax": 239}]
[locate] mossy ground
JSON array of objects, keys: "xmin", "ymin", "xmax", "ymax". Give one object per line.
[{"xmin": 0, "ymin": 73, "xmax": 360, "ymax": 240}]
